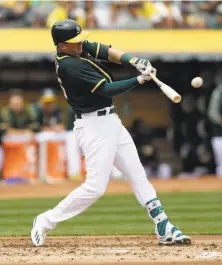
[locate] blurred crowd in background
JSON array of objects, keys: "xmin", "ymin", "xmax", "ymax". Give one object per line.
[
  {"xmin": 1, "ymin": 78, "xmax": 222, "ymax": 180},
  {"xmin": 0, "ymin": 0, "xmax": 222, "ymax": 29},
  {"xmin": 0, "ymin": 88, "xmax": 66, "ymax": 136},
  {"xmin": 0, "ymin": 87, "xmax": 173, "ymax": 179}
]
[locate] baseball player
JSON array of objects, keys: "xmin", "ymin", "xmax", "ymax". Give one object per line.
[{"xmin": 31, "ymin": 19, "xmax": 191, "ymax": 246}]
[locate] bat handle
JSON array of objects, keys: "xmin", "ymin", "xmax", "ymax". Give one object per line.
[{"xmin": 149, "ymin": 73, "xmax": 163, "ymax": 87}]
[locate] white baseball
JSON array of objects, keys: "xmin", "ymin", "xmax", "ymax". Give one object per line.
[{"xmin": 191, "ymin": 77, "xmax": 203, "ymax": 88}]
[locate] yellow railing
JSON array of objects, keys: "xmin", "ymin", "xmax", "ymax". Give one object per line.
[{"xmin": 1, "ymin": 29, "xmax": 222, "ymax": 53}]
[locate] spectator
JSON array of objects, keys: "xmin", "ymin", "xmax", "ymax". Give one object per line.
[
  {"xmin": 0, "ymin": 89, "xmax": 38, "ymax": 136},
  {"xmin": 129, "ymin": 118, "xmax": 171, "ymax": 179},
  {"xmin": 84, "ymin": 0, "xmax": 98, "ymax": 28},
  {"xmin": 0, "ymin": 0, "xmax": 29, "ymax": 27},
  {"xmin": 182, "ymin": 0, "xmax": 221, "ymax": 29},
  {"xmin": 46, "ymin": 1, "xmax": 86, "ymax": 29},
  {"xmin": 95, "ymin": 1, "xmax": 125, "ymax": 29},
  {"xmin": 180, "ymin": 1, "xmax": 205, "ymax": 28},
  {"xmin": 110, "ymin": 1, "xmax": 151, "ymax": 29},
  {"xmin": 0, "ymin": 89, "xmax": 38, "ymax": 181},
  {"xmin": 142, "ymin": 1, "xmax": 165, "ymax": 27},
  {"xmin": 152, "ymin": 0, "xmax": 183, "ymax": 28},
  {"xmin": 24, "ymin": 1, "xmax": 55, "ymax": 27},
  {"xmin": 130, "ymin": 118, "xmax": 152, "ymax": 149},
  {"xmin": 207, "ymin": 84, "xmax": 222, "ymax": 178},
  {"xmin": 30, "ymin": 88, "xmax": 65, "ymax": 132},
  {"xmin": 0, "ymin": 89, "xmax": 39, "ymax": 180},
  {"xmin": 140, "ymin": 143, "xmax": 172, "ymax": 179},
  {"xmin": 206, "ymin": 3, "xmax": 222, "ymax": 29},
  {"xmin": 121, "ymin": 0, "xmax": 151, "ymax": 29},
  {"xmin": 93, "ymin": 0, "xmax": 113, "ymax": 28},
  {"xmin": 0, "ymin": 0, "xmax": 221, "ymax": 29},
  {"xmin": 197, "ymin": 0, "xmax": 219, "ymax": 14}
]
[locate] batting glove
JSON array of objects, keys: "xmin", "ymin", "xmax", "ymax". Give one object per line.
[
  {"xmin": 137, "ymin": 64, "xmax": 157, "ymax": 84},
  {"xmin": 130, "ymin": 57, "xmax": 156, "ymax": 74}
]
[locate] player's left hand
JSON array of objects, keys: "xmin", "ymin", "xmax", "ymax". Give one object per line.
[{"xmin": 129, "ymin": 57, "xmax": 157, "ymax": 80}]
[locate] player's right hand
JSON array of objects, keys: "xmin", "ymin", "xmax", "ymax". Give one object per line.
[
  {"xmin": 137, "ymin": 64, "xmax": 156, "ymax": 84},
  {"xmin": 141, "ymin": 66, "xmax": 157, "ymax": 81}
]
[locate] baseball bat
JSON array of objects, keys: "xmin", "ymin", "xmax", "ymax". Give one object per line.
[{"xmin": 149, "ymin": 73, "xmax": 182, "ymax": 103}]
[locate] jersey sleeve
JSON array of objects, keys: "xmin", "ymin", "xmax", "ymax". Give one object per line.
[
  {"xmin": 69, "ymin": 61, "xmax": 107, "ymax": 93},
  {"xmin": 82, "ymin": 40, "xmax": 111, "ymax": 61}
]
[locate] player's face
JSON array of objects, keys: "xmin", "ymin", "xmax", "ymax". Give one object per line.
[
  {"xmin": 42, "ymin": 102, "xmax": 55, "ymax": 112},
  {"xmin": 74, "ymin": 41, "xmax": 83, "ymax": 54},
  {"xmin": 9, "ymin": 95, "xmax": 24, "ymax": 113},
  {"xmin": 61, "ymin": 42, "xmax": 83, "ymax": 55}
]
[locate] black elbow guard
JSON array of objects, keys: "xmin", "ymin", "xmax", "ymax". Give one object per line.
[{"xmin": 98, "ymin": 44, "xmax": 111, "ymax": 61}]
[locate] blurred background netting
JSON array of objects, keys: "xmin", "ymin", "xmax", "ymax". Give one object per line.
[{"xmin": 0, "ymin": 0, "xmax": 222, "ymax": 183}]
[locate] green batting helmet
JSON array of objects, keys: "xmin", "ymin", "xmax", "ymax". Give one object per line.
[{"xmin": 51, "ymin": 19, "xmax": 89, "ymax": 46}]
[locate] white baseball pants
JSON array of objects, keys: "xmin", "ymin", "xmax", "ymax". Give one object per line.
[
  {"xmin": 43, "ymin": 107, "xmax": 157, "ymax": 230},
  {"xmin": 211, "ymin": 137, "xmax": 222, "ymax": 177}
]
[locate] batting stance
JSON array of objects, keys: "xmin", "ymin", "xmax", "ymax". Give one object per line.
[{"xmin": 31, "ymin": 19, "xmax": 191, "ymax": 246}]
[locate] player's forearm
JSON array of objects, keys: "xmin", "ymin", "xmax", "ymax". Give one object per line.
[
  {"xmin": 108, "ymin": 48, "xmax": 124, "ymax": 64},
  {"xmin": 108, "ymin": 48, "xmax": 132, "ymax": 64},
  {"xmin": 96, "ymin": 78, "xmax": 141, "ymax": 97},
  {"xmin": 108, "ymin": 48, "xmax": 145, "ymax": 68}
]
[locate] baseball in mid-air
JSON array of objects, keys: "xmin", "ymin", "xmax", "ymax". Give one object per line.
[{"xmin": 191, "ymin": 77, "xmax": 203, "ymax": 88}]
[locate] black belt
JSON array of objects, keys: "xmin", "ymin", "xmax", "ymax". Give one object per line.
[{"xmin": 75, "ymin": 108, "xmax": 115, "ymax": 119}]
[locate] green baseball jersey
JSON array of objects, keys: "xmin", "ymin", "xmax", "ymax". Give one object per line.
[
  {"xmin": 31, "ymin": 102, "xmax": 63, "ymax": 128},
  {"xmin": 0, "ymin": 106, "xmax": 39, "ymax": 133},
  {"xmin": 55, "ymin": 41, "xmax": 114, "ymax": 113}
]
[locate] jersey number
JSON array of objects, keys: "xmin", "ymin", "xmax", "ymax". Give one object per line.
[{"xmin": 55, "ymin": 62, "xmax": 67, "ymax": 99}]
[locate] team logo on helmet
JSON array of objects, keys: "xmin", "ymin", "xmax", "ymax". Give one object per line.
[{"xmin": 76, "ymin": 26, "xmax": 81, "ymax": 34}]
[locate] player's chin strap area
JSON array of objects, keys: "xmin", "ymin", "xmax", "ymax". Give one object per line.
[{"xmin": 145, "ymin": 199, "xmax": 167, "ymax": 225}]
